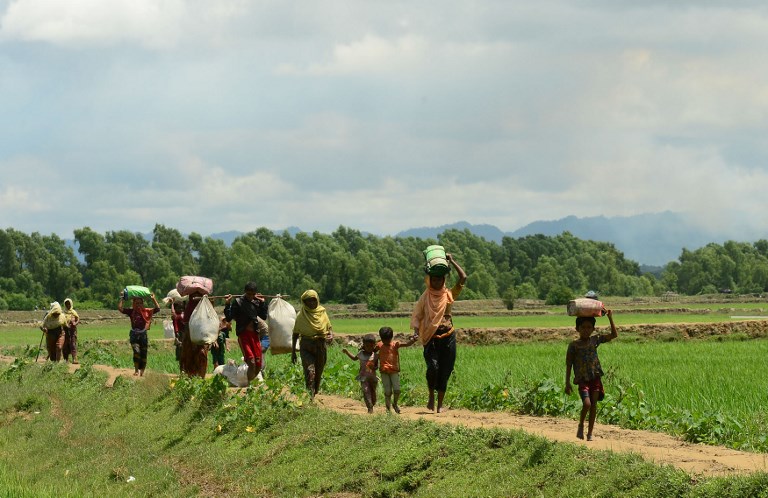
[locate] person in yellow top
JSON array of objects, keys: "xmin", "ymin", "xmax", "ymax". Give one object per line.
[
  {"xmin": 410, "ymin": 253, "xmax": 467, "ymax": 413},
  {"xmin": 40, "ymin": 302, "xmax": 68, "ymax": 362},
  {"xmin": 62, "ymin": 298, "xmax": 80, "ymax": 364},
  {"xmin": 292, "ymin": 289, "xmax": 334, "ymax": 399}
]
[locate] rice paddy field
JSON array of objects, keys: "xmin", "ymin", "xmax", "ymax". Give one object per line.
[{"xmin": 2, "ymin": 297, "xmax": 768, "ymax": 452}]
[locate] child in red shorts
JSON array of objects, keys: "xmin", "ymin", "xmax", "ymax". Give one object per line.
[{"xmin": 565, "ymin": 309, "xmax": 617, "ymax": 441}]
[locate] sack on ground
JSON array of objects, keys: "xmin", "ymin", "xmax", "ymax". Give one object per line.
[
  {"xmin": 189, "ymin": 295, "xmax": 219, "ymax": 344},
  {"xmin": 267, "ymin": 296, "xmax": 296, "ymax": 354},
  {"xmin": 123, "ymin": 285, "xmax": 152, "ymax": 299},
  {"xmin": 176, "ymin": 276, "xmax": 213, "ymax": 297},
  {"xmin": 567, "ymin": 298, "xmax": 605, "ymax": 317},
  {"xmin": 162, "ymin": 319, "xmax": 175, "ymax": 339},
  {"xmin": 213, "ymin": 359, "xmax": 250, "ymax": 387}
]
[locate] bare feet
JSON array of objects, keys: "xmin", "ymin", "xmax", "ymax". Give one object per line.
[
  {"xmin": 393, "ymin": 404, "xmax": 400, "ymax": 414},
  {"xmin": 587, "ymin": 434, "xmax": 593, "ymax": 441},
  {"xmin": 577, "ymin": 424, "xmax": 584, "ymax": 440}
]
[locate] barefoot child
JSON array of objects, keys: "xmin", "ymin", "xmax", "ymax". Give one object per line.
[
  {"xmin": 376, "ymin": 326, "xmax": 417, "ymax": 413},
  {"xmin": 342, "ymin": 334, "xmax": 379, "ymax": 413},
  {"xmin": 565, "ymin": 309, "xmax": 618, "ymax": 441}
]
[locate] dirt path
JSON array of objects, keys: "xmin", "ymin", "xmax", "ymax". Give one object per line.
[{"xmin": 4, "ymin": 356, "xmax": 767, "ymax": 477}]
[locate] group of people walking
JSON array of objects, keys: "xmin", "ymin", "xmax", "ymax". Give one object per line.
[
  {"xmin": 38, "ymin": 252, "xmax": 473, "ymax": 418},
  {"xmin": 35, "ymin": 249, "xmax": 621, "ymax": 441},
  {"xmin": 39, "ymin": 298, "xmax": 80, "ymax": 364}
]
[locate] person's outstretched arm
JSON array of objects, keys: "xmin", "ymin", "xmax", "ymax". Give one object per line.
[{"xmin": 341, "ymin": 348, "xmax": 357, "ymax": 361}]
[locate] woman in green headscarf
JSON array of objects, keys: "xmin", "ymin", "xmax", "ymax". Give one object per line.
[{"xmin": 292, "ymin": 290, "xmax": 334, "ymax": 398}]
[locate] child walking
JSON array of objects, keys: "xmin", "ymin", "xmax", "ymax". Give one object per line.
[
  {"xmin": 376, "ymin": 326, "xmax": 417, "ymax": 413},
  {"xmin": 211, "ymin": 315, "xmax": 231, "ymax": 369},
  {"xmin": 565, "ymin": 309, "xmax": 618, "ymax": 441},
  {"xmin": 342, "ymin": 334, "xmax": 379, "ymax": 413}
]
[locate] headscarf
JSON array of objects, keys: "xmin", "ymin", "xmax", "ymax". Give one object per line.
[
  {"xmin": 410, "ymin": 276, "xmax": 455, "ymax": 345},
  {"xmin": 63, "ymin": 298, "xmax": 79, "ymax": 322},
  {"xmin": 43, "ymin": 302, "xmax": 67, "ymax": 330},
  {"xmin": 293, "ymin": 289, "xmax": 331, "ymax": 338}
]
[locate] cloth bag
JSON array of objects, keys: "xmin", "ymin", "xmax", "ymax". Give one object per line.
[
  {"xmin": 566, "ymin": 298, "xmax": 605, "ymax": 317},
  {"xmin": 188, "ymin": 295, "xmax": 219, "ymax": 344},
  {"xmin": 267, "ymin": 296, "xmax": 297, "ymax": 354},
  {"xmin": 162, "ymin": 319, "xmax": 175, "ymax": 339},
  {"xmin": 176, "ymin": 276, "xmax": 213, "ymax": 297},
  {"xmin": 123, "ymin": 285, "xmax": 152, "ymax": 299}
]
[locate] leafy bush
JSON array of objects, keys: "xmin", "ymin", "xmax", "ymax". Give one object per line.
[
  {"xmin": 545, "ymin": 285, "xmax": 573, "ymax": 305},
  {"xmin": 365, "ymin": 278, "xmax": 400, "ymax": 312},
  {"xmin": 518, "ymin": 378, "xmax": 576, "ymax": 416},
  {"xmin": 4, "ymin": 293, "xmax": 39, "ymax": 311},
  {"xmin": 501, "ymin": 288, "xmax": 516, "ymax": 310}
]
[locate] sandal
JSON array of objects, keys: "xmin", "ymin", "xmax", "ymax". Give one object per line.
[{"xmin": 576, "ymin": 424, "xmax": 584, "ymax": 440}]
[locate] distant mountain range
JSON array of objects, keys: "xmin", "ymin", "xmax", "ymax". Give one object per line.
[
  {"xmin": 64, "ymin": 212, "xmax": 749, "ymax": 267},
  {"xmin": 395, "ymin": 212, "xmax": 730, "ymax": 267}
]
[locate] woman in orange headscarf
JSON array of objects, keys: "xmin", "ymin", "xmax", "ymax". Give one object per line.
[{"xmin": 410, "ymin": 253, "xmax": 467, "ymax": 413}]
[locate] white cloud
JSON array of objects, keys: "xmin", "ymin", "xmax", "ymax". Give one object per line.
[{"xmin": 0, "ymin": 0, "xmax": 186, "ymax": 49}]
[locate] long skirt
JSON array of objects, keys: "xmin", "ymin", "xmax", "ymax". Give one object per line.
[
  {"xmin": 423, "ymin": 332, "xmax": 456, "ymax": 392},
  {"xmin": 63, "ymin": 325, "xmax": 77, "ymax": 361},
  {"xmin": 46, "ymin": 327, "xmax": 65, "ymax": 361},
  {"xmin": 180, "ymin": 325, "xmax": 209, "ymax": 378},
  {"xmin": 299, "ymin": 337, "xmax": 327, "ymax": 395}
]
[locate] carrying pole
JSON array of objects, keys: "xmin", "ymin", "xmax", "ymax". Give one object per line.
[
  {"xmin": 192, "ymin": 294, "xmax": 288, "ymax": 301},
  {"xmin": 35, "ymin": 330, "xmax": 45, "ymax": 362}
]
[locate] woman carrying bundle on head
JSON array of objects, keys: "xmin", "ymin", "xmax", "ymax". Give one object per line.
[
  {"xmin": 118, "ymin": 291, "xmax": 161, "ymax": 377},
  {"xmin": 410, "ymin": 252, "xmax": 467, "ymax": 413}
]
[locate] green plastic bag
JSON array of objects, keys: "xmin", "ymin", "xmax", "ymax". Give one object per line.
[{"xmin": 123, "ymin": 285, "xmax": 152, "ymax": 299}]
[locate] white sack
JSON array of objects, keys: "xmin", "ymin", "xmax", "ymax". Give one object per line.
[
  {"xmin": 188, "ymin": 295, "xmax": 219, "ymax": 345},
  {"xmin": 212, "ymin": 359, "xmax": 256, "ymax": 387},
  {"xmin": 163, "ymin": 289, "xmax": 187, "ymax": 306},
  {"xmin": 162, "ymin": 319, "xmax": 175, "ymax": 339},
  {"xmin": 267, "ymin": 296, "xmax": 297, "ymax": 354}
]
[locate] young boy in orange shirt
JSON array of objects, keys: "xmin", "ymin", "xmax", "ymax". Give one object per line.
[{"xmin": 376, "ymin": 326, "xmax": 417, "ymax": 413}]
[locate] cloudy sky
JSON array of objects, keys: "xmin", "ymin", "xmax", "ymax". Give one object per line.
[{"xmin": 1, "ymin": 0, "xmax": 767, "ymax": 240}]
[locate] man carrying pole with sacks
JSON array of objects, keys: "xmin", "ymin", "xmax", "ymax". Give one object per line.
[{"xmin": 224, "ymin": 281, "xmax": 268, "ymax": 387}]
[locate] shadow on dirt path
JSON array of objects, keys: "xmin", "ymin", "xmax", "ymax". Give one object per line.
[{"xmin": 3, "ymin": 355, "xmax": 767, "ymax": 477}]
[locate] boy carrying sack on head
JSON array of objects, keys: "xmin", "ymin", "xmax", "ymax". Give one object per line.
[{"xmin": 565, "ymin": 308, "xmax": 617, "ymax": 441}]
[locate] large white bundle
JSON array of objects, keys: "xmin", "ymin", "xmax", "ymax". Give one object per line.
[
  {"xmin": 267, "ymin": 296, "xmax": 296, "ymax": 354},
  {"xmin": 188, "ymin": 295, "xmax": 219, "ymax": 345},
  {"xmin": 212, "ymin": 360, "xmax": 250, "ymax": 387},
  {"xmin": 162, "ymin": 289, "xmax": 187, "ymax": 306},
  {"xmin": 162, "ymin": 319, "xmax": 175, "ymax": 339}
]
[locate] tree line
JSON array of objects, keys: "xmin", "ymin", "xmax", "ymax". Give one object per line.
[{"xmin": 1, "ymin": 225, "xmax": 767, "ymax": 310}]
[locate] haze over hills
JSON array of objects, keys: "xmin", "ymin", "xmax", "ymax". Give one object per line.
[
  {"xmin": 395, "ymin": 212, "xmax": 734, "ymax": 266},
  {"xmin": 63, "ymin": 212, "xmax": 748, "ymax": 267}
]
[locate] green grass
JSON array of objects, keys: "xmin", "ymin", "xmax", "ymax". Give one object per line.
[
  {"xmin": 1, "ymin": 359, "xmax": 767, "ymax": 496},
  {"xmin": 323, "ymin": 313, "xmax": 766, "ymax": 334},
  {"xmin": 4, "ymin": 316, "xmax": 768, "ymax": 451}
]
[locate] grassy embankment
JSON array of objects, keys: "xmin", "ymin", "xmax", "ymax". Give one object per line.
[
  {"xmin": 2, "ymin": 310, "xmax": 768, "ymax": 452},
  {"xmin": 2, "ymin": 359, "xmax": 768, "ymax": 497}
]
